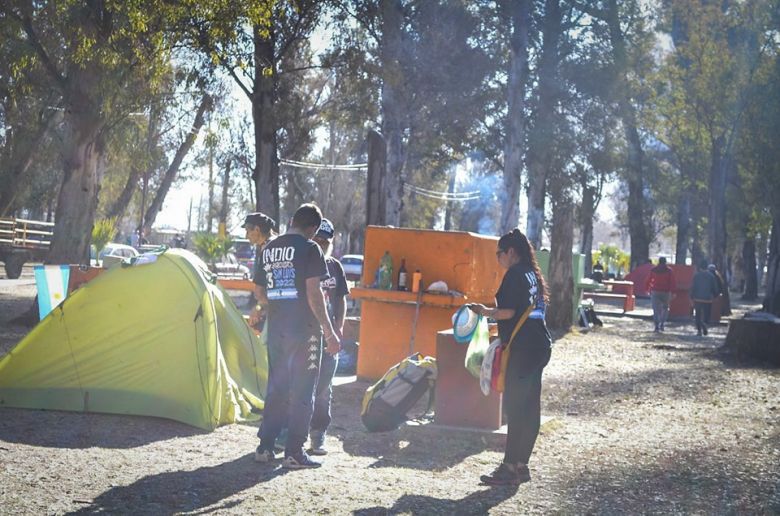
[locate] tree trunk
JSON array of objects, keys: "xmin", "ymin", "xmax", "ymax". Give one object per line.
[
  {"xmin": 525, "ymin": 0, "xmax": 561, "ymax": 249},
  {"xmin": 756, "ymin": 230, "xmax": 768, "ymax": 289},
  {"xmin": 107, "ymin": 166, "xmax": 140, "ymax": 221},
  {"xmin": 220, "ymin": 158, "xmax": 231, "ymax": 232},
  {"xmin": 675, "ymin": 189, "xmax": 691, "ymax": 265},
  {"xmin": 366, "ymin": 129, "xmax": 387, "ymax": 226},
  {"xmin": 742, "ymin": 237, "xmax": 758, "ymax": 300},
  {"xmin": 443, "ymin": 169, "xmax": 456, "ymax": 231},
  {"xmin": 579, "ymin": 181, "xmax": 595, "ymax": 276},
  {"xmin": 547, "ymin": 186, "xmax": 574, "ymax": 330},
  {"xmin": 500, "ymin": 0, "xmax": 531, "ymax": 234},
  {"xmin": 690, "ymin": 222, "xmax": 706, "ymax": 269},
  {"xmin": 47, "ymin": 109, "xmax": 103, "ymax": 264},
  {"xmin": 708, "ymin": 136, "xmax": 728, "ymax": 276},
  {"xmin": 143, "ymin": 94, "xmax": 211, "ymax": 231},
  {"xmin": 762, "ymin": 213, "xmax": 780, "ymax": 316},
  {"xmin": 252, "ymin": 25, "xmax": 280, "ymax": 225},
  {"xmin": 526, "ymin": 180, "xmax": 546, "ymax": 249},
  {"xmin": 207, "ymin": 128, "xmax": 215, "ymax": 234},
  {"xmin": 0, "ymin": 111, "xmax": 56, "ymax": 216},
  {"xmin": 380, "ymin": 0, "xmax": 405, "ymax": 227},
  {"xmin": 606, "ymin": 0, "xmax": 649, "ymax": 271}
]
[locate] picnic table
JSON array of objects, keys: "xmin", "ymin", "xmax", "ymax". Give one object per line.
[{"xmin": 582, "ymin": 279, "xmax": 635, "ymax": 312}]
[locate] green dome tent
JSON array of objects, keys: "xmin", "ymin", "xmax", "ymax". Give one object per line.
[{"xmin": 0, "ymin": 249, "xmax": 267, "ymax": 430}]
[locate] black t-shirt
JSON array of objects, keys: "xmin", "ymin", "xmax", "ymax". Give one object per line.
[
  {"xmin": 495, "ymin": 263, "xmax": 552, "ymax": 373},
  {"xmin": 321, "ymin": 257, "xmax": 350, "ymax": 324},
  {"xmin": 256, "ymin": 233, "xmax": 329, "ymax": 345}
]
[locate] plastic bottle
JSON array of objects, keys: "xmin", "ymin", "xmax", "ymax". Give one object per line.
[
  {"xmin": 379, "ymin": 251, "xmax": 394, "ymax": 290},
  {"xmin": 411, "ymin": 269, "xmax": 422, "ymax": 293},
  {"xmin": 397, "ymin": 258, "xmax": 408, "ymax": 291}
]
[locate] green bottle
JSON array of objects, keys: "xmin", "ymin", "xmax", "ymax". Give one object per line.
[{"xmin": 379, "ymin": 251, "xmax": 394, "ymax": 290}]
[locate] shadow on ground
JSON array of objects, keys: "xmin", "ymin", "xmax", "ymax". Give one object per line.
[
  {"xmin": 65, "ymin": 454, "xmax": 286, "ymax": 515},
  {"xmin": 352, "ymin": 486, "xmax": 519, "ymax": 515},
  {"xmin": 553, "ymin": 446, "xmax": 780, "ymax": 514},
  {"xmin": 0, "ymin": 408, "xmax": 204, "ymax": 449},
  {"xmin": 329, "ymin": 380, "xmax": 506, "ymax": 471}
]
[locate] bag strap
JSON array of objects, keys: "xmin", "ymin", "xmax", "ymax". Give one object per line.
[{"xmin": 506, "ymin": 305, "xmax": 534, "ymax": 349}]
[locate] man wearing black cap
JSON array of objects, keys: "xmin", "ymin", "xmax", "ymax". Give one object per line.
[
  {"xmin": 308, "ymin": 218, "xmax": 350, "ymax": 456},
  {"xmin": 252, "ymin": 203, "xmax": 341, "ymax": 469},
  {"xmin": 242, "ymin": 212, "xmax": 277, "ymax": 329}
]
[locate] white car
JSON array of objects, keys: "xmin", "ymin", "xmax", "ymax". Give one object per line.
[
  {"xmin": 215, "ymin": 253, "xmax": 251, "ymax": 279},
  {"xmin": 341, "ymin": 254, "xmax": 363, "ymax": 281},
  {"xmin": 98, "ymin": 243, "xmax": 139, "ymax": 267}
]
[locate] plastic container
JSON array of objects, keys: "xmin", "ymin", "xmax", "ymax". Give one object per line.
[{"xmin": 411, "ymin": 270, "xmax": 422, "ymax": 293}]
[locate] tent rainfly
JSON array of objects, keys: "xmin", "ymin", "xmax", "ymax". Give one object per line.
[{"xmin": 0, "ymin": 249, "xmax": 267, "ymax": 430}]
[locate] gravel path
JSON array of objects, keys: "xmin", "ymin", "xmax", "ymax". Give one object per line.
[{"xmin": 1, "ymin": 279, "xmax": 778, "ymax": 514}]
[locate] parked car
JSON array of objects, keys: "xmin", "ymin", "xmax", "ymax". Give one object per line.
[
  {"xmin": 232, "ymin": 238, "xmax": 256, "ymax": 271},
  {"xmin": 215, "ymin": 253, "xmax": 251, "ymax": 279},
  {"xmin": 97, "ymin": 243, "xmax": 139, "ymax": 267},
  {"xmin": 341, "ymin": 254, "xmax": 363, "ymax": 281}
]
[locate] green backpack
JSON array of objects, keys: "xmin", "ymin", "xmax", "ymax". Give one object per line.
[{"xmin": 360, "ymin": 353, "xmax": 437, "ymax": 432}]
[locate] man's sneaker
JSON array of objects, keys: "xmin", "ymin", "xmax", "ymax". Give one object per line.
[
  {"xmin": 274, "ymin": 428, "xmax": 288, "ymax": 452},
  {"xmin": 702, "ymin": 326, "xmax": 708, "ymax": 336},
  {"xmin": 480, "ymin": 463, "xmax": 530, "ymax": 486},
  {"xmin": 254, "ymin": 447, "xmax": 276, "ymax": 463},
  {"xmin": 283, "ymin": 452, "xmax": 322, "ymax": 469},
  {"xmin": 308, "ymin": 432, "xmax": 327, "ymax": 456}
]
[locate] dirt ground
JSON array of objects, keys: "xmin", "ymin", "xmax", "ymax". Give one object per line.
[{"xmin": 1, "ymin": 271, "xmax": 779, "ymax": 515}]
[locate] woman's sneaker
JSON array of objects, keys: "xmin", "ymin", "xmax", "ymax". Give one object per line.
[
  {"xmin": 283, "ymin": 452, "xmax": 322, "ymax": 469},
  {"xmin": 480, "ymin": 463, "xmax": 531, "ymax": 486},
  {"xmin": 254, "ymin": 446, "xmax": 276, "ymax": 463}
]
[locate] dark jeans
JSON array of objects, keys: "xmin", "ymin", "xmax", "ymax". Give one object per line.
[
  {"xmin": 310, "ymin": 347, "xmax": 339, "ymax": 434},
  {"xmin": 651, "ymin": 291, "xmax": 671, "ymax": 330},
  {"xmin": 258, "ymin": 335, "xmax": 322, "ymax": 456},
  {"xmin": 694, "ymin": 301, "xmax": 711, "ymax": 333},
  {"xmin": 503, "ymin": 347, "xmax": 550, "ymax": 465}
]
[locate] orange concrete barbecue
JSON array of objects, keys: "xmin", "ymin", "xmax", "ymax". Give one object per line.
[{"xmin": 351, "ymin": 226, "xmax": 503, "ymax": 381}]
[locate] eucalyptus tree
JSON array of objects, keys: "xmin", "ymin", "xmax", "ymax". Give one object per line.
[
  {"xmin": 735, "ymin": 31, "xmax": 780, "ymax": 303},
  {"xmin": 334, "ymin": 0, "xmax": 496, "ymax": 228},
  {"xmin": 497, "ymin": 0, "xmax": 533, "ymax": 233},
  {"xmin": 0, "ymin": 2, "xmax": 175, "ymax": 263},
  {"xmin": 656, "ymin": 0, "xmax": 774, "ymax": 275},
  {"xmin": 0, "ymin": 24, "xmax": 60, "ymax": 217},
  {"xmin": 573, "ymin": 0, "xmax": 657, "ymax": 270},
  {"xmin": 188, "ymin": 0, "xmax": 325, "ymax": 226}
]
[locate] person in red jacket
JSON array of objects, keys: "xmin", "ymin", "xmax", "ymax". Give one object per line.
[{"xmin": 645, "ymin": 257, "xmax": 676, "ymax": 332}]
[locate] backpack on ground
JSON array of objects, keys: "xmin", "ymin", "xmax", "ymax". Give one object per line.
[{"xmin": 360, "ymin": 353, "xmax": 437, "ymax": 432}]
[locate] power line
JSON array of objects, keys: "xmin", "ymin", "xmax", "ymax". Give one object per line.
[
  {"xmin": 278, "ymin": 157, "xmax": 481, "ymax": 202},
  {"xmin": 404, "ymin": 182, "xmax": 481, "ymax": 198},
  {"xmin": 279, "ymin": 159, "xmax": 367, "ymax": 171},
  {"xmin": 403, "ymin": 183, "xmax": 481, "ymax": 202}
]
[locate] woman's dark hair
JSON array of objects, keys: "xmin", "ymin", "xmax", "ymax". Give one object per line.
[{"xmin": 498, "ymin": 228, "xmax": 548, "ymax": 302}]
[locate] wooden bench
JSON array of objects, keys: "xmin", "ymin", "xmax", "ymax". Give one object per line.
[{"xmin": 582, "ymin": 291, "xmax": 635, "ymax": 312}]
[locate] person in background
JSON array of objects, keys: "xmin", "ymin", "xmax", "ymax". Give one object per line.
[
  {"xmin": 645, "ymin": 257, "xmax": 676, "ymax": 332},
  {"xmin": 708, "ymin": 264, "xmax": 726, "ymax": 296},
  {"xmin": 468, "ymin": 228, "xmax": 552, "ymax": 486},
  {"xmin": 708, "ymin": 263, "xmax": 731, "ymax": 318},
  {"xmin": 252, "ymin": 203, "xmax": 341, "ymax": 469},
  {"xmin": 591, "ymin": 261, "xmax": 604, "ymax": 283},
  {"xmin": 690, "ymin": 259, "xmax": 719, "ymax": 336},
  {"xmin": 308, "ymin": 218, "xmax": 349, "ymax": 456}
]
